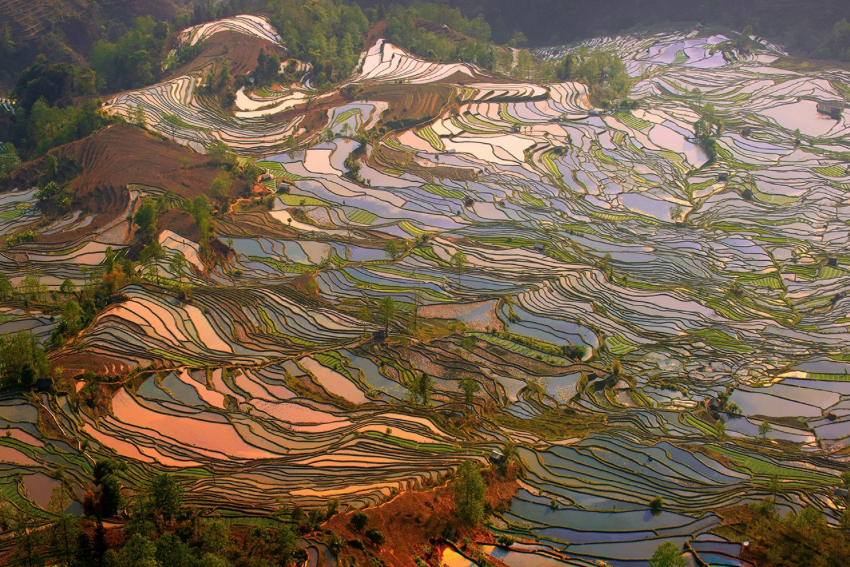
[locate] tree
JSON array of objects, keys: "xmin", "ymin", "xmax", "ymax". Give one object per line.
[
  {"xmin": 670, "ymin": 204, "xmax": 683, "ymax": 222},
  {"xmin": 649, "ymin": 541, "xmax": 686, "ymax": 567},
  {"xmin": 767, "ymin": 474, "xmax": 782, "ymax": 500},
  {"xmin": 459, "ymin": 378, "xmax": 481, "ymax": 405},
  {"xmin": 454, "ymin": 460, "xmax": 487, "ymax": 526},
  {"xmin": 170, "ymin": 252, "xmax": 189, "ymax": 279},
  {"xmin": 17, "ymin": 275, "xmax": 47, "ymax": 302},
  {"xmin": 0, "ymin": 330, "xmax": 50, "ymax": 391},
  {"xmin": 357, "ymin": 306, "xmax": 372, "ymax": 335},
  {"xmin": 692, "ymin": 87, "xmax": 702, "ymax": 106},
  {"xmin": 350, "ymin": 511, "xmax": 369, "ymax": 532},
  {"xmin": 131, "ymin": 105, "xmax": 147, "ymax": 129},
  {"xmin": 162, "ymin": 112, "xmax": 182, "ymax": 141},
  {"xmin": 198, "ymin": 518, "xmax": 232, "ymax": 557},
  {"xmin": 49, "ymin": 486, "xmax": 80, "ymax": 567},
  {"xmin": 134, "ymin": 200, "xmax": 158, "ymax": 233},
  {"xmin": 0, "ymin": 273, "xmax": 11, "ymax": 300},
  {"xmin": 500, "ymin": 441, "xmax": 519, "ymax": 467},
  {"xmin": 694, "ymin": 102, "xmax": 722, "ymax": 162},
  {"xmin": 514, "ymin": 49, "xmax": 534, "ymax": 81},
  {"xmin": 759, "ymin": 420, "xmax": 773, "ymax": 440},
  {"xmin": 377, "ymin": 297, "xmax": 397, "ymax": 334},
  {"xmin": 209, "ymin": 170, "xmax": 231, "ymax": 204},
  {"xmin": 649, "ymin": 496, "xmax": 663, "ymax": 516},
  {"xmin": 611, "ymin": 359, "xmax": 622, "ymax": 378},
  {"xmin": 325, "ymin": 498, "xmax": 340, "ymax": 520},
  {"xmin": 385, "ymin": 240, "xmax": 400, "ymax": 261},
  {"xmin": 139, "ymin": 241, "xmax": 166, "ymax": 277},
  {"xmin": 77, "ymin": 372, "xmax": 102, "ymax": 410},
  {"xmin": 185, "ymin": 195, "xmax": 213, "ymax": 249},
  {"xmin": 561, "ymin": 343, "xmax": 587, "ymax": 361},
  {"xmin": 56, "ymin": 300, "xmax": 82, "ymax": 339},
  {"xmin": 58, "ymin": 278, "xmax": 76, "ymax": 297},
  {"xmin": 149, "ymin": 474, "xmax": 183, "ymax": 521},
  {"xmin": 13, "ymin": 54, "xmax": 96, "ymax": 111},
  {"xmin": 715, "ymin": 417, "xmax": 726, "ymax": 438},
  {"xmin": 0, "ymin": 143, "xmax": 21, "ymax": 185},
  {"xmin": 155, "ymin": 533, "xmax": 192, "ymax": 567},
  {"xmin": 364, "ymin": 527, "xmax": 385, "ymax": 546},
  {"xmin": 450, "ymin": 251, "xmax": 468, "ymax": 284},
  {"xmin": 113, "ymin": 534, "xmax": 158, "ymax": 567},
  {"xmin": 90, "ymin": 459, "xmax": 126, "ymax": 518},
  {"xmin": 412, "ymin": 372, "xmax": 433, "ymax": 406},
  {"xmin": 273, "ymin": 523, "xmax": 305, "ymax": 563},
  {"xmin": 0, "ymin": 502, "xmax": 44, "ymax": 567}
]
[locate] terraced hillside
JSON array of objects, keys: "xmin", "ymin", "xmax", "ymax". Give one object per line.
[{"xmin": 2, "ymin": 15, "xmax": 850, "ymax": 567}]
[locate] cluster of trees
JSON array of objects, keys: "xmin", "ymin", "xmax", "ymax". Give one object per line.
[
  {"xmin": 735, "ymin": 499, "xmax": 850, "ymax": 566},
  {"xmin": 0, "ymin": 456, "xmax": 502, "ymax": 567},
  {"xmin": 0, "ymin": 253, "xmax": 141, "ymax": 361},
  {"xmin": 253, "ymin": 50, "xmax": 283, "ymax": 87},
  {"xmin": 90, "ymin": 17, "xmax": 171, "ymax": 92},
  {"xmin": 693, "ymin": 102, "xmax": 722, "ymax": 163},
  {"xmin": 2, "ymin": 461, "xmax": 310, "ymax": 567},
  {"xmin": 134, "ymin": 190, "xmax": 213, "ymax": 271},
  {"xmin": 386, "ymin": 3, "xmax": 496, "ymax": 69},
  {"xmin": 21, "ymin": 98, "xmax": 111, "ymax": 160},
  {"xmin": 366, "ymin": 0, "xmax": 850, "ymax": 61},
  {"xmin": 12, "ymin": 56, "xmax": 96, "ymax": 111},
  {"xmin": 816, "ymin": 18, "xmax": 850, "ymax": 60},
  {"xmin": 0, "ymin": 142, "xmax": 21, "ymax": 187},
  {"xmin": 0, "ymin": 55, "xmax": 112, "ymax": 162},
  {"xmin": 265, "ymin": 0, "xmax": 370, "ymax": 85},
  {"xmin": 555, "ymin": 48, "xmax": 632, "ymax": 107},
  {"xmin": 0, "ymin": 330, "xmax": 50, "ymax": 390}
]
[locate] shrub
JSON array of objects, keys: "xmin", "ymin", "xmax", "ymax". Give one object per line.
[
  {"xmin": 364, "ymin": 528, "xmax": 385, "ymax": 546},
  {"xmin": 649, "ymin": 496, "xmax": 663, "ymax": 515},
  {"xmin": 350, "ymin": 511, "xmax": 369, "ymax": 532}
]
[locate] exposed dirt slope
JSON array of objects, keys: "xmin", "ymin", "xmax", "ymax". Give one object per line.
[
  {"xmin": 169, "ymin": 30, "xmax": 289, "ymax": 78},
  {"xmin": 10, "ymin": 124, "xmax": 244, "ymax": 242},
  {"xmin": 324, "ymin": 465, "xmax": 519, "ymax": 567}
]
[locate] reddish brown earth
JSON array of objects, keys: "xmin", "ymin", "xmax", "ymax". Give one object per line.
[
  {"xmin": 10, "ymin": 124, "xmax": 245, "ymax": 243},
  {"xmin": 323, "ymin": 464, "xmax": 520, "ymax": 567},
  {"xmin": 52, "ymin": 352, "xmax": 134, "ymax": 381},
  {"xmin": 169, "ymin": 30, "xmax": 289, "ymax": 78}
]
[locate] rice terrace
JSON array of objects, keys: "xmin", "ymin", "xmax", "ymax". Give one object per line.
[{"xmin": 2, "ymin": 1, "xmax": 850, "ymax": 566}]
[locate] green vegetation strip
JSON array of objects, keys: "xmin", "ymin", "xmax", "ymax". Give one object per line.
[
  {"xmin": 708, "ymin": 445, "xmax": 834, "ymax": 484},
  {"xmin": 363, "ymin": 431, "xmax": 455, "ymax": 452}
]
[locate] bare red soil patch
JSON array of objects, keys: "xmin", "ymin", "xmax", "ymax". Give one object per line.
[
  {"xmin": 10, "ymin": 124, "xmax": 245, "ymax": 243},
  {"xmin": 324, "ymin": 465, "xmax": 519, "ymax": 567}
]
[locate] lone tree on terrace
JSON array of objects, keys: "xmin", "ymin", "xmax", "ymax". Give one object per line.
[
  {"xmin": 459, "ymin": 378, "xmax": 481, "ymax": 406},
  {"xmin": 450, "ymin": 251, "xmax": 468, "ymax": 284},
  {"xmin": 454, "ymin": 460, "xmax": 487, "ymax": 526},
  {"xmin": 385, "ymin": 239, "xmax": 401, "ymax": 261},
  {"xmin": 759, "ymin": 420, "xmax": 773, "ymax": 441},
  {"xmin": 377, "ymin": 297, "xmax": 397, "ymax": 335}
]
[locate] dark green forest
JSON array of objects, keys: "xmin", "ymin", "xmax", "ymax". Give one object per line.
[
  {"xmin": 4, "ymin": 0, "xmax": 850, "ymax": 93},
  {"xmin": 362, "ymin": 0, "xmax": 850, "ymax": 58}
]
